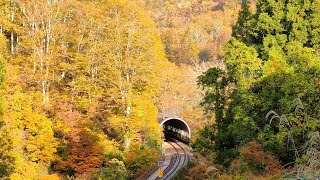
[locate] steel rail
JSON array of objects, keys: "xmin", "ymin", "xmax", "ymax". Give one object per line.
[
  {"xmin": 175, "ymin": 141, "xmax": 187, "ymax": 167},
  {"xmin": 147, "ymin": 138, "xmax": 188, "ymax": 180},
  {"xmin": 158, "ymin": 139, "xmax": 187, "ymax": 180},
  {"xmin": 154, "ymin": 141, "xmax": 180, "ymax": 180}
]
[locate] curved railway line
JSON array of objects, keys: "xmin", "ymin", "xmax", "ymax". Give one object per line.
[{"xmin": 152, "ymin": 138, "xmax": 188, "ymax": 180}]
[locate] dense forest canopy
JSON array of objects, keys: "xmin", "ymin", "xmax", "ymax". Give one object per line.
[
  {"xmin": 0, "ymin": 0, "xmax": 177, "ymax": 179},
  {"xmin": 194, "ymin": 0, "xmax": 320, "ymax": 179},
  {"xmin": 0, "ymin": 0, "xmax": 319, "ymax": 179},
  {"xmin": 1, "ymin": 0, "xmax": 236, "ymax": 179}
]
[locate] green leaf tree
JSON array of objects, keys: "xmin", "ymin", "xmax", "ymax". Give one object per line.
[{"xmin": 196, "ymin": 0, "xmax": 320, "ymax": 170}]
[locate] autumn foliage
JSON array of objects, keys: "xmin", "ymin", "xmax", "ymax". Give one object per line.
[
  {"xmin": 125, "ymin": 148, "xmax": 160, "ymax": 178},
  {"xmin": 2, "ymin": 0, "xmax": 318, "ymax": 179},
  {"xmin": 0, "ymin": 0, "xmax": 171, "ymax": 178},
  {"xmin": 53, "ymin": 126, "xmax": 106, "ymax": 175},
  {"xmin": 230, "ymin": 141, "xmax": 282, "ymax": 177}
]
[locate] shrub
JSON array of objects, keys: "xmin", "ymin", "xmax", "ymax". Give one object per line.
[
  {"xmin": 124, "ymin": 148, "xmax": 159, "ymax": 178},
  {"xmin": 230, "ymin": 141, "xmax": 282, "ymax": 178}
]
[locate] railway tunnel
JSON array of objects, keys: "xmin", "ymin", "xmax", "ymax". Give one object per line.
[{"xmin": 160, "ymin": 118, "xmax": 191, "ymax": 144}]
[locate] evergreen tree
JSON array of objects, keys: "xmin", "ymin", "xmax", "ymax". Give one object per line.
[
  {"xmin": 231, "ymin": 0, "xmax": 254, "ymax": 43},
  {"xmin": 196, "ymin": 0, "xmax": 320, "ymax": 169}
]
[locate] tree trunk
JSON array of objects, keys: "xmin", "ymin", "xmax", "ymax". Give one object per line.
[{"xmin": 10, "ymin": 1, "xmax": 15, "ymax": 55}]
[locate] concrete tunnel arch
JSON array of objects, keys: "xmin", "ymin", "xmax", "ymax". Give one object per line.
[{"xmin": 160, "ymin": 117, "xmax": 191, "ymax": 139}]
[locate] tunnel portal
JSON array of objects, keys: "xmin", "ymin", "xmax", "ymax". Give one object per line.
[{"xmin": 160, "ymin": 118, "xmax": 191, "ymax": 144}]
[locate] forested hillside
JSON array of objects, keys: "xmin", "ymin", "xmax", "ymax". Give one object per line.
[
  {"xmin": 143, "ymin": 0, "xmax": 242, "ymax": 130},
  {"xmin": 0, "ymin": 0, "xmax": 319, "ymax": 179},
  {"xmin": 192, "ymin": 0, "xmax": 320, "ymax": 179},
  {"xmin": 0, "ymin": 0, "xmax": 178, "ymax": 179}
]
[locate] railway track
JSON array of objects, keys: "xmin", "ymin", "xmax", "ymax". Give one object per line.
[{"xmin": 153, "ymin": 138, "xmax": 188, "ymax": 180}]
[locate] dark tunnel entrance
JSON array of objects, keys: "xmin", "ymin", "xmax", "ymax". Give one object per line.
[{"xmin": 160, "ymin": 118, "xmax": 191, "ymax": 144}]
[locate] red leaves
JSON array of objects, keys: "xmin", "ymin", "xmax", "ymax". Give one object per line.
[
  {"xmin": 240, "ymin": 141, "xmax": 265, "ymax": 164},
  {"xmin": 230, "ymin": 141, "xmax": 282, "ymax": 177},
  {"xmin": 53, "ymin": 127, "xmax": 106, "ymax": 175},
  {"xmin": 53, "ymin": 108, "xmax": 106, "ymax": 176}
]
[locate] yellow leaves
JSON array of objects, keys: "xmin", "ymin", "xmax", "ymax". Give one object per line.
[
  {"xmin": 124, "ymin": 147, "xmax": 160, "ymax": 177},
  {"xmin": 108, "ymin": 93, "xmax": 161, "ymax": 150},
  {"xmin": 0, "ymin": 34, "xmax": 8, "ymax": 57},
  {"xmin": 98, "ymin": 134, "xmax": 120, "ymax": 156},
  {"xmin": 1, "ymin": 0, "xmax": 192, "ymax": 178},
  {"xmin": 39, "ymin": 174, "xmax": 61, "ymax": 180},
  {"xmin": 132, "ymin": 94, "xmax": 158, "ymax": 120},
  {"xmin": 54, "ymin": 119, "xmax": 71, "ymax": 134},
  {"xmin": 2, "ymin": 92, "xmax": 57, "ymax": 178},
  {"xmin": 9, "ymin": 159, "xmax": 48, "ymax": 180}
]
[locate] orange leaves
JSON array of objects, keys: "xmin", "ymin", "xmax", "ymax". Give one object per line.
[
  {"xmin": 53, "ymin": 108, "xmax": 107, "ymax": 176},
  {"xmin": 188, "ymin": 164, "xmax": 220, "ymax": 180},
  {"xmin": 239, "ymin": 141, "xmax": 265, "ymax": 164},
  {"xmin": 39, "ymin": 174, "xmax": 61, "ymax": 180},
  {"xmin": 53, "ymin": 127, "xmax": 106, "ymax": 175},
  {"xmin": 230, "ymin": 141, "xmax": 282, "ymax": 177}
]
